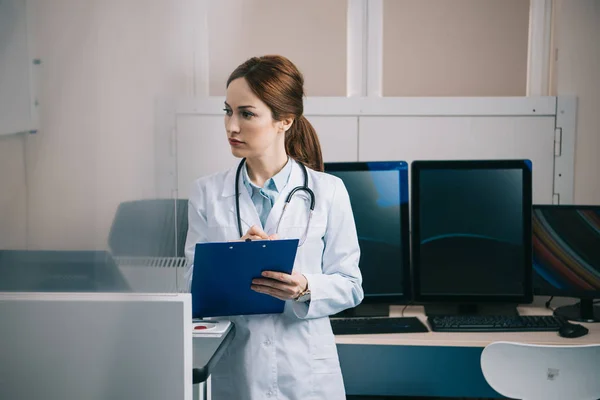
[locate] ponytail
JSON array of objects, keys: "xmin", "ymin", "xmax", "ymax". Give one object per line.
[
  {"xmin": 285, "ymin": 115, "xmax": 324, "ymax": 172},
  {"xmin": 227, "ymin": 55, "xmax": 323, "ymax": 170}
]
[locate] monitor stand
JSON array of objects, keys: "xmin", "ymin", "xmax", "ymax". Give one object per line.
[
  {"xmin": 332, "ymin": 303, "xmax": 390, "ymax": 318},
  {"xmin": 424, "ymin": 303, "xmax": 519, "ymax": 317},
  {"xmin": 553, "ymin": 299, "xmax": 600, "ymax": 323}
]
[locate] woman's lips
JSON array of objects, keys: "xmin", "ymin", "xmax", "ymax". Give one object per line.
[{"xmin": 228, "ymin": 138, "xmax": 244, "ymax": 146}]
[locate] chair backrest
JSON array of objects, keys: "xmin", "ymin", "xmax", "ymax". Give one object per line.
[
  {"xmin": 481, "ymin": 341, "xmax": 600, "ymax": 400},
  {"xmin": 108, "ymin": 199, "xmax": 188, "ymax": 257}
]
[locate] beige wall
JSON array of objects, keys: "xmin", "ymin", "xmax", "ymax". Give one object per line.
[
  {"xmin": 14, "ymin": 0, "xmax": 195, "ymax": 250},
  {"xmin": 382, "ymin": 0, "xmax": 530, "ymax": 96},
  {"xmin": 2, "ymin": 0, "xmax": 599, "ymax": 252},
  {"xmin": 207, "ymin": 0, "xmax": 347, "ymax": 97},
  {"xmin": 552, "ymin": 0, "xmax": 600, "ymax": 204}
]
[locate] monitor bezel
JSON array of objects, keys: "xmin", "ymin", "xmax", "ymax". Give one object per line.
[
  {"xmin": 324, "ymin": 160, "xmax": 411, "ymax": 305},
  {"xmin": 411, "ymin": 159, "xmax": 533, "ymax": 304},
  {"xmin": 532, "ymin": 204, "xmax": 600, "ymax": 299}
]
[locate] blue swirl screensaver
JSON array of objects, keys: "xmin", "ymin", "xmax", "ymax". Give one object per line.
[
  {"xmin": 418, "ymin": 168, "xmax": 525, "ymax": 296},
  {"xmin": 329, "ymin": 169, "xmax": 405, "ymax": 297},
  {"xmin": 533, "ymin": 207, "xmax": 600, "ymax": 295}
]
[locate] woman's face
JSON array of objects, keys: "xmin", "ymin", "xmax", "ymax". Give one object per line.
[{"xmin": 224, "ymin": 78, "xmax": 288, "ymax": 160}]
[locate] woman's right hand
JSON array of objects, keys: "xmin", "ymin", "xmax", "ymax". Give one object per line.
[{"xmin": 241, "ymin": 225, "xmax": 278, "ymax": 241}]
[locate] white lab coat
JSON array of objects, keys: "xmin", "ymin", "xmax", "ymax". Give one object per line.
[{"xmin": 185, "ymin": 159, "xmax": 363, "ymax": 400}]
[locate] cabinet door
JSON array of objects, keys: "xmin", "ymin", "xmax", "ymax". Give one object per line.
[
  {"xmin": 358, "ymin": 116, "xmax": 556, "ymax": 204},
  {"xmin": 175, "ymin": 115, "xmax": 359, "ymax": 198},
  {"xmin": 310, "ymin": 116, "xmax": 358, "ymax": 163}
]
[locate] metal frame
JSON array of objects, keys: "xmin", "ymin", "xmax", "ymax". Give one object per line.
[{"xmin": 527, "ymin": 0, "xmax": 554, "ymax": 96}]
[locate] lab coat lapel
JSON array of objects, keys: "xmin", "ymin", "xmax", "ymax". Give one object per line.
[
  {"xmin": 263, "ymin": 160, "xmax": 306, "ymax": 236},
  {"xmin": 223, "ymin": 164, "xmax": 261, "ymax": 236}
]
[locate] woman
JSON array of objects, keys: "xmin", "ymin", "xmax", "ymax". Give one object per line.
[{"xmin": 185, "ymin": 55, "xmax": 363, "ymax": 400}]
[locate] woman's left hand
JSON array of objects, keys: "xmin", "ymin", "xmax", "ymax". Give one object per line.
[{"xmin": 251, "ymin": 271, "xmax": 308, "ymax": 301}]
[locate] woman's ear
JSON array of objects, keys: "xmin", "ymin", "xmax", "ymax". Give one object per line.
[{"xmin": 281, "ymin": 117, "xmax": 294, "ymax": 133}]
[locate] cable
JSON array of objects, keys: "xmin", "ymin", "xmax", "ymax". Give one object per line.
[
  {"xmin": 545, "ymin": 296, "xmax": 554, "ymax": 311},
  {"xmin": 401, "ymin": 304, "xmax": 409, "ymax": 317},
  {"xmin": 400, "ymin": 301, "xmax": 414, "ymax": 317}
]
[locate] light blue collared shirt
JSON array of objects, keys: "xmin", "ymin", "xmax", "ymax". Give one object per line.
[{"xmin": 242, "ymin": 158, "xmax": 292, "ymax": 228}]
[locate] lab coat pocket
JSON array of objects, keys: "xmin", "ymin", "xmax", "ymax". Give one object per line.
[{"xmin": 311, "ymin": 343, "xmax": 341, "ymax": 374}]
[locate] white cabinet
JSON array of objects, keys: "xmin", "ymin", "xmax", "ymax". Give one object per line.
[
  {"xmin": 160, "ymin": 96, "xmax": 574, "ymax": 204},
  {"xmin": 308, "ymin": 116, "xmax": 358, "ymax": 163},
  {"xmin": 358, "ymin": 116, "xmax": 556, "ymax": 204},
  {"xmin": 174, "ymin": 115, "xmax": 358, "ymax": 198}
]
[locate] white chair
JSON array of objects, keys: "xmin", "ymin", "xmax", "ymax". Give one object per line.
[{"xmin": 481, "ymin": 341, "xmax": 600, "ymax": 400}]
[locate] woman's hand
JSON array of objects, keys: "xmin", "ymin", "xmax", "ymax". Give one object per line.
[
  {"xmin": 241, "ymin": 225, "xmax": 278, "ymax": 241},
  {"xmin": 243, "ymin": 225, "xmax": 306, "ymax": 300},
  {"xmin": 251, "ymin": 271, "xmax": 308, "ymax": 301}
]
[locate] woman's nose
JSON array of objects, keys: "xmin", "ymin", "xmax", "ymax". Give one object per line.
[{"xmin": 225, "ymin": 115, "xmax": 240, "ymax": 133}]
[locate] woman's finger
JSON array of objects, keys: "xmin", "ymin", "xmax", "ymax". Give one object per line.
[
  {"xmin": 243, "ymin": 225, "xmax": 269, "ymax": 240},
  {"xmin": 252, "ymin": 278, "xmax": 291, "ymax": 291},
  {"xmin": 261, "ymin": 271, "xmax": 293, "ymax": 283},
  {"xmin": 251, "ymin": 284, "xmax": 293, "ymax": 301}
]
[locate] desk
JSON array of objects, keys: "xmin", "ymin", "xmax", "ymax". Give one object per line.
[
  {"xmin": 336, "ymin": 305, "xmax": 600, "ymax": 398},
  {"xmin": 192, "ymin": 322, "xmax": 236, "ymax": 400}
]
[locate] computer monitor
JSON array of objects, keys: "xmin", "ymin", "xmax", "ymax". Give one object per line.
[
  {"xmin": 325, "ymin": 161, "xmax": 410, "ymax": 317},
  {"xmin": 532, "ymin": 205, "xmax": 600, "ymax": 323},
  {"xmin": 411, "ymin": 160, "xmax": 533, "ymax": 316}
]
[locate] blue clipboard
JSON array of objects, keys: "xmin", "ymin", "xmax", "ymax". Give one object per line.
[{"xmin": 191, "ymin": 239, "xmax": 299, "ymax": 318}]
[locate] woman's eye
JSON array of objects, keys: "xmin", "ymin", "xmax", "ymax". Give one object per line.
[
  {"xmin": 241, "ymin": 111, "xmax": 254, "ymax": 119},
  {"xmin": 223, "ymin": 108, "xmax": 233, "ymax": 116}
]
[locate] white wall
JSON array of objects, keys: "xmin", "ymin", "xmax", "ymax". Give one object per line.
[
  {"xmin": 0, "ymin": 134, "xmax": 27, "ymax": 249},
  {"xmin": 552, "ymin": 0, "xmax": 600, "ymax": 204},
  {"xmin": 0, "ymin": 0, "xmax": 31, "ymax": 249},
  {"xmin": 19, "ymin": 0, "xmax": 197, "ymax": 250},
  {"xmin": 0, "ymin": 0, "xmax": 35, "ymax": 136}
]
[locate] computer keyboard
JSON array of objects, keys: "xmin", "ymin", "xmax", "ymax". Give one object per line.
[
  {"xmin": 330, "ymin": 316, "xmax": 429, "ymax": 335},
  {"xmin": 428, "ymin": 315, "xmax": 564, "ymax": 332}
]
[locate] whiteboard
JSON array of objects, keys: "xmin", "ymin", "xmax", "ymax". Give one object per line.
[{"xmin": 0, "ymin": 0, "xmax": 34, "ymax": 136}]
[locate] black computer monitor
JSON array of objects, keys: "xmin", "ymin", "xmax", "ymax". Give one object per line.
[
  {"xmin": 325, "ymin": 161, "xmax": 410, "ymax": 317},
  {"xmin": 532, "ymin": 205, "xmax": 600, "ymax": 322},
  {"xmin": 411, "ymin": 160, "xmax": 533, "ymax": 316},
  {"xmin": 0, "ymin": 250, "xmax": 130, "ymax": 292}
]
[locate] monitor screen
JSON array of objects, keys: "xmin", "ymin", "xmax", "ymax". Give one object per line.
[
  {"xmin": 325, "ymin": 161, "xmax": 410, "ymax": 303},
  {"xmin": 411, "ymin": 160, "xmax": 532, "ymax": 303},
  {"xmin": 533, "ymin": 205, "xmax": 600, "ymax": 297}
]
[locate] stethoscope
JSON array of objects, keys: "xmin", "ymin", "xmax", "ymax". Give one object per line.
[{"xmin": 235, "ymin": 158, "xmax": 315, "ymax": 246}]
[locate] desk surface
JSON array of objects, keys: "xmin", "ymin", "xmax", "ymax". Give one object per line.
[
  {"xmin": 192, "ymin": 322, "xmax": 235, "ymax": 384},
  {"xmin": 335, "ymin": 305, "xmax": 600, "ymax": 347}
]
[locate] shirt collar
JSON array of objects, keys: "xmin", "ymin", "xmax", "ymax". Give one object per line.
[{"xmin": 242, "ymin": 157, "xmax": 292, "ymax": 193}]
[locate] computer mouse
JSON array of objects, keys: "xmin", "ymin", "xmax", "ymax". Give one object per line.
[{"xmin": 558, "ymin": 322, "xmax": 589, "ymax": 338}]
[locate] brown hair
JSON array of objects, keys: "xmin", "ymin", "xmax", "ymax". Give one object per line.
[{"xmin": 226, "ymin": 55, "xmax": 324, "ymax": 172}]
